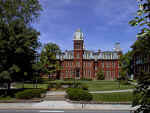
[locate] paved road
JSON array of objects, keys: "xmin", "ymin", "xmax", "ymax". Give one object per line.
[
  {"xmin": 0, "ymin": 110, "xmax": 130, "ymax": 113},
  {"xmin": 0, "ymin": 101, "xmax": 131, "ymax": 110}
]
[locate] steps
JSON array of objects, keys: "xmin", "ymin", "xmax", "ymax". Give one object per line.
[
  {"xmin": 44, "ymin": 91, "xmax": 66, "ymax": 101},
  {"xmin": 44, "ymin": 95, "xmax": 66, "ymax": 101}
]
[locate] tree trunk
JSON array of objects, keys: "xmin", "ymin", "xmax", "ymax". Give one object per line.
[
  {"xmin": 22, "ymin": 79, "xmax": 24, "ymax": 88},
  {"xmin": 7, "ymin": 82, "xmax": 11, "ymax": 95},
  {"xmin": 7, "ymin": 82, "xmax": 11, "ymax": 90},
  {"xmin": 35, "ymin": 79, "xmax": 38, "ymax": 88}
]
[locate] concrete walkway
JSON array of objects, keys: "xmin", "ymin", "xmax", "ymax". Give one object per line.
[
  {"xmin": 46, "ymin": 91, "xmax": 66, "ymax": 96},
  {"xmin": 90, "ymin": 89, "xmax": 133, "ymax": 94},
  {"xmin": 46, "ymin": 89, "xmax": 133, "ymax": 96},
  {"xmin": 0, "ymin": 101, "xmax": 132, "ymax": 110}
]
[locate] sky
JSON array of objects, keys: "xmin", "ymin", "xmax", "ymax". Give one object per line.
[{"xmin": 33, "ymin": 0, "xmax": 139, "ymax": 53}]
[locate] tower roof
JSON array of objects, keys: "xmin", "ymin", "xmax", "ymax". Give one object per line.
[
  {"xmin": 114, "ymin": 42, "xmax": 122, "ymax": 52},
  {"xmin": 73, "ymin": 29, "xmax": 84, "ymax": 40}
]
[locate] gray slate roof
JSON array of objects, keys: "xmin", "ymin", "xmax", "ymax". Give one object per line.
[{"xmin": 56, "ymin": 50, "xmax": 120, "ymax": 60}]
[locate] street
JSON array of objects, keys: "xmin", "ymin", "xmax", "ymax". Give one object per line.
[{"xmin": 0, "ymin": 110, "xmax": 130, "ymax": 113}]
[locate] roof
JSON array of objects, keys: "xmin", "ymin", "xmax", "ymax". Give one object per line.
[{"xmin": 56, "ymin": 50, "xmax": 120, "ymax": 60}]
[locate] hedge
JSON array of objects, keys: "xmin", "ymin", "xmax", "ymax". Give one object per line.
[
  {"xmin": 66, "ymin": 88, "xmax": 92, "ymax": 101},
  {"xmin": 15, "ymin": 89, "xmax": 46, "ymax": 99},
  {"xmin": 47, "ymin": 82, "xmax": 82, "ymax": 89}
]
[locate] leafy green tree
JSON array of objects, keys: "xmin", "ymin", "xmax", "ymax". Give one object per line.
[
  {"xmin": 129, "ymin": 0, "xmax": 150, "ymax": 112},
  {"xmin": 96, "ymin": 69, "xmax": 105, "ymax": 80},
  {"xmin": 40, "ymin": 43, "xmax": 61, "ymax": 79},
  {"xmin": 119, "ymin": 51, "xmax": 133, "ymax": 81},
  {"xmin": 0, "ymin": 0, "xmax": 42, "ymax": 90},
  {"xmin": 32, "ymin": 59, "xmax": 43, "ymax": 88}
]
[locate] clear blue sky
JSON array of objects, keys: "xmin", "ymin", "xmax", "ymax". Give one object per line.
[{"xmin": 33, "ymin": 0, "xmax": 139, "ymax": 53}]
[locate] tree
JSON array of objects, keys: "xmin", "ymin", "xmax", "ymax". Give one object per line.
[
  {"xmin": 40, "ymin": 43, "xmax": 61, "ymax": 79},
  {"xmin": 32, "ymin": 59, "xmax": 43, "ymax": 88},
  {"xmin": 119, "ymin": 51, "xmax": 133, "ymax": 81},
  {"xmin": 0, "ymin": 0, "xmax": 42, "ymax": 90},
  {"xmin": 96, "ymin": 69, "xmax": 105, "ymax": 80},
  {"xmin": 129, "ymin": 0, "xmax": 150, "ymax": 112}
]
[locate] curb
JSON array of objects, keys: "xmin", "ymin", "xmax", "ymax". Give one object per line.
[
  {"xmin": 0, "ymin": 107, "xmax": 131, "ymax": 111},
  {"xmin": 66, "ymin": 100, "xmax": 132, "ymax": 105}
]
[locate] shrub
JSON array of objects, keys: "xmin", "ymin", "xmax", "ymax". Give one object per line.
[
  {"xmin": 15, "ymin": 90, "xmax": 33, "ymax": 99},
  {"xmin": 120, "ymin": 80, "xmax": 130, "ymax": 85},
  {"xmin": 96, "ymin": 70, "xmax": 105, "ymax": 80},
  {"xmin": 56, "ymin": 82, "xmax": 61, "ymax": 89},
  {"xmin": 63, "ymin": 78, "xmax": 74, "ymax": 81},
  {"xmin": 15, "ymin": 89, "xmax": 46, "ymax": 99},
  {"xmin": 80, "ymin": 77, "xmax": 92, "ymax": 81},
  {"xmin": 80, "ymin": 84, "xmax": 88, "ymax": 90},
  {"xmin": 47, "ymin": 81, "xmax": 82, "ymax": 89},
  {"xmin": 0, "ymin": 89, "xmax": 24, "ymax": 97},
  {"xmin": 66, "ymin": 88, "xmax": 92, "ymax": 101}
]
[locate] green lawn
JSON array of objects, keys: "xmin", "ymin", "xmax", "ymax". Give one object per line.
[
  {"xmin": 15, "ymin": 80, "xmax": 135, "ymax": 91},
  {"xmin": 80, "ymin": 80, "xmax": 135, "ymax": 91},
  {"xmin": 92, "ymin": 92, "xmax": 133, "ymax": 102},
  {"xmin": 0, "ymin": 96, "xmax": 15, "ymax": 100},
  {"xmin": 15, "ymin": 83, "xmax": 48, "ymax": 89}
]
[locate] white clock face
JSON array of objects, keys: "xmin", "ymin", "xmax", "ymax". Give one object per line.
[{"xmin": 75, "ymin": 32, "xmax": 81, "ymax": 39}]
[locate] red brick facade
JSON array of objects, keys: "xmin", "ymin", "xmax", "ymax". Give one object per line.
[{"xmin": 56, "ymin": 29, "xmax": 121, "ymax": 80}]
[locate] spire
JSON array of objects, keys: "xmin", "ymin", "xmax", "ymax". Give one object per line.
[
  {"xmin": 76, "ymin": 28, "xmax": 81, "ymax": 32},
  {"xmin": 74, "ymin": 28, "xmax": 84, "ymax": 40}
]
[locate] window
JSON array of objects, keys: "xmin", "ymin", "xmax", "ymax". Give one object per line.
[
  {"xmin": 106, "ymin": 71, "xmax": 111, "ymax": 80},
  {"xmin": 76, "ymin": 53, "xmax": 80, "ymax": 58},
  {"xmin": 76, "ymin": 61, "xmax": 80, "ymax": 67},
  {"xmin": 95, "ymin": 66, "xmax": 97, "ymax": 70},
  {"xmin": 102, "ymin": 62, "xmax": 104, "ymax": 68},
  {"xmin": 89, "ymin": 71, "xmax": 91, "ymax": 77},
  {"xmin": 112, "ymin": 62, "xmax": 114, "ymax": 68},
  {"xmin": 88, "ymin": 62, "xmax": 91, "ymax": 67}
]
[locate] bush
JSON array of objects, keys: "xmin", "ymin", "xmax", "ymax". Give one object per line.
[
  {"xmin": 80, "ymin": 84, "xmax": 88, "ymax": 90},
  {"xmin": 120, "ymin": 80, "xmax": 130, "ymax": 85},
  {"xmin": 0, "ymin": 89, "xmax": 24, "ymax": 97},
  {"xmin": 47, "ymin": 81, "xmax": 82, "ymax": 89},
  {"xmin": 56, "ymin": 82, "xmax": 61, "ymax": 89},
  {"xmin": 80, "ymin": 78, "xmax": 92, "ymax": 81},
  {"xmin": 96, "ymin": 70, "xmax": 105, "ymax": 80},
  {"xmin": 63, "ymin": 78, "xmax": 74, "ymax": 81},
  {"xmin": 15, "ymin": 89, "xmax": 46, "ymax": 99},
  {"xmin": 66, "ymin": 88, "xmax": 92, "ymax": 101}
]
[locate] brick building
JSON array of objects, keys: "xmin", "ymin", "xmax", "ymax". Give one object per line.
[
  {"xmin": 132, "ymin": 52, "xmax": 150, "ymax": 78},
  {"xmin": 56, "ymin": 29, "xmax": 122, "ymax": 80}
]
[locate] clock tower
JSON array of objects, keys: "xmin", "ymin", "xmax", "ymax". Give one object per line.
[{"xmin": 73, "ymin": 29, "xmax": 84, "ymax": 78}]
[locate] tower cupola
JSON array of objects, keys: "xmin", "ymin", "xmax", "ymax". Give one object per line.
[{"xmin": 74, "ymin": 29, "xmax": 84, "ymax": 40}]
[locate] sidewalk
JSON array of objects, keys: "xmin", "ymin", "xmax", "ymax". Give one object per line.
[
  {"xmin": 0, "ymin": 101, "xmax": 132, "ymax": 110},
  {"xmin": 90, "ymin": 89, "xmax": 133, "ymax": 94},
  {"xmin": 46, "ymin": 89, "xmax": 133, "ymax": 95}
]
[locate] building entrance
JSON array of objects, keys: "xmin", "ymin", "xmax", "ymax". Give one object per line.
[{"xmin": 76, "ymin": 68, "xmax": 80, "ymax": 78}]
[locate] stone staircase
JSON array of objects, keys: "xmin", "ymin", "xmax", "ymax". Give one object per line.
[{"xmin": 44, "ymin": 91, "xmax": 66, "ymax": 101}]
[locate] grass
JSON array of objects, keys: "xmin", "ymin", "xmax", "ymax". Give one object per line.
[
  {"xmin": 80, "ymin": 80, "xmax": 135, "ymax": 91},
  {"xmin": 15, "ymin": 83, "xmax": 48, "ymax": 89},
  {"xmin": 14, "ymin": 80, "xmax": 135, "ymax": 91},
  {"xmin": 92, "ymin": 92, "xmax": 133, "ymax": 102},
  {"xmin": 0, "ymin": 96, "xmax": 15, "ymax": 100}
]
